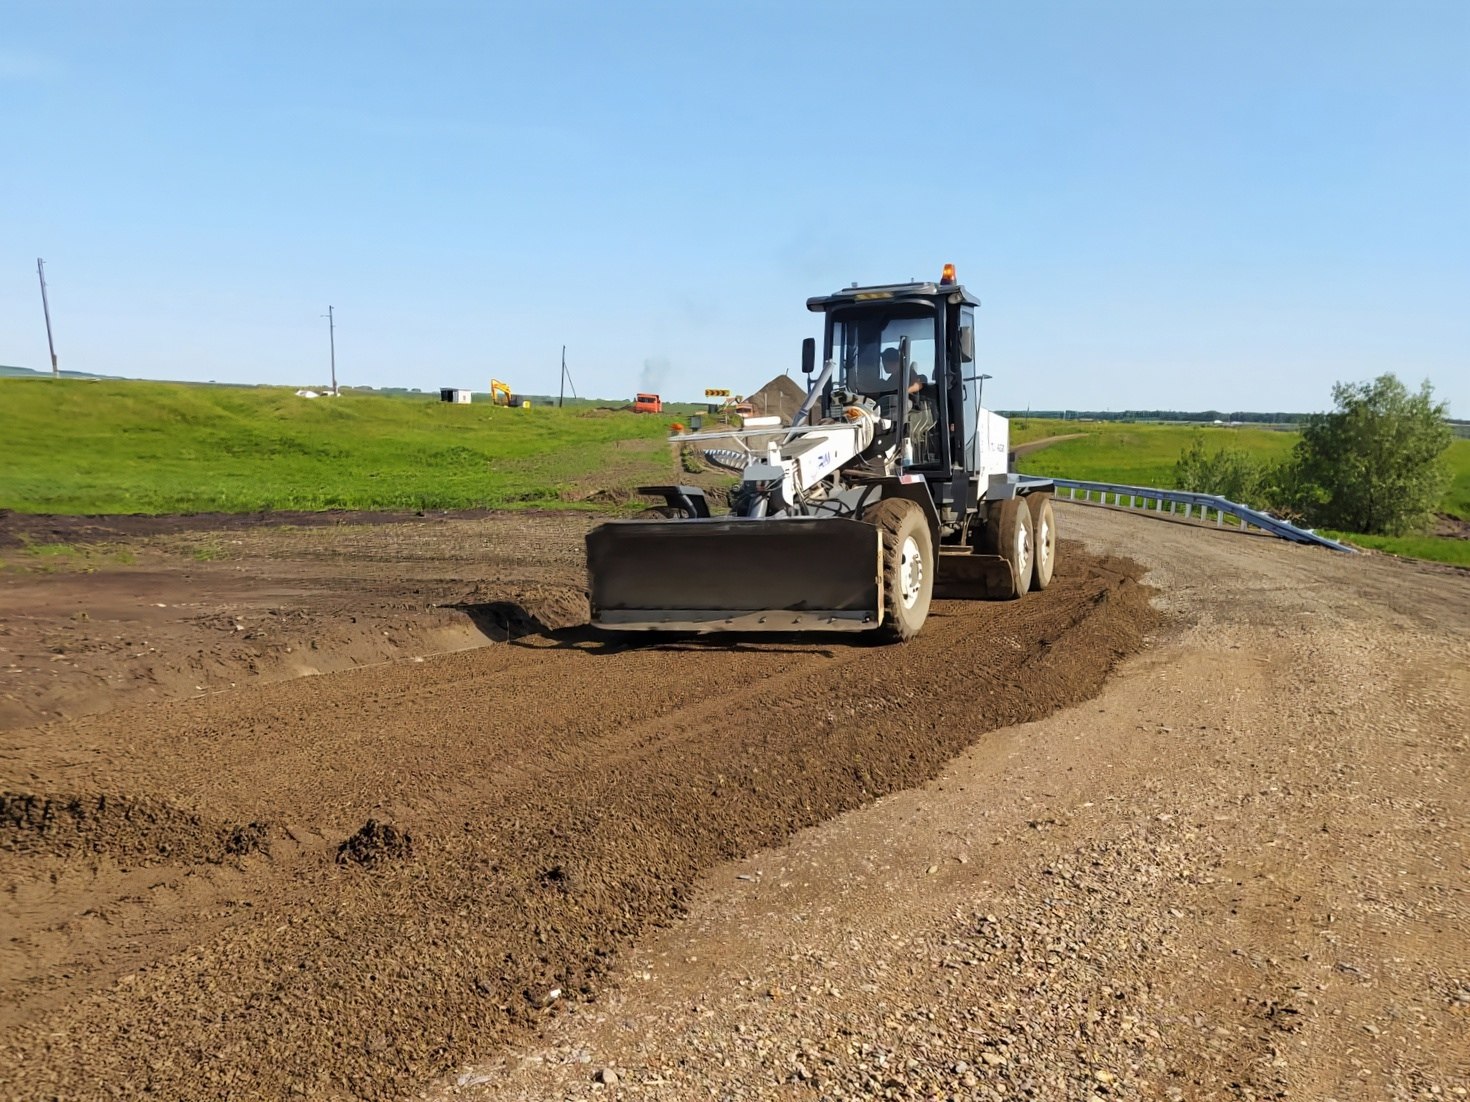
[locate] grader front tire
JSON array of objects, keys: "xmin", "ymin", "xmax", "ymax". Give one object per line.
[{"xmin": 863, "ymin": 498, "xmax": 934, "ymax": 642}]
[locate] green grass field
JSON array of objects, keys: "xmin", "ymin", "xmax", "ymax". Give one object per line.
[
  {"xmin": 1320, "ymin": 531, "xmax": 1470, "ymax": 567},
  {"xmin": 1012, "ymin": 418, "xmax": 1299, "ymax": 488},
  {"xmin": 1441, "ymin": 438, "xmax": 1470, "ymax": 519},
  {"xmin": 4, "ymin": 380, "xmax": 1465, "ymax": 567},
  {"xmin": 1, "ymin": 378, "xmax": 676, "ymax": 514},
  {"xmin": 1011, "ymin": 418, "xmax": 1470, "ymax": 567}
]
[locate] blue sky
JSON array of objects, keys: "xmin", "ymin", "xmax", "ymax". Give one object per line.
[{"xmin": 2, "ymin": 1, "xmax": 1466, "ymax": 413}]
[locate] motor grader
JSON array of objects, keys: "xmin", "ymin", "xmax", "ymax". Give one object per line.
[{"xmin": 585, "ymin": 265, "xmax": 1056, "ymax": 641}]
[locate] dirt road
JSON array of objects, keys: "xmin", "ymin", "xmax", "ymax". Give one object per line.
[
  {"xmin": 433, "ymin": 507, "xmax": 1470, "ymax": 1102},
  {"xmin": 1008, "ymin": 432, "xmax": 1089, "ymax": 462},
  {"xmin": 1, "ymin": 508, "xmax": 1152, "ymax": 1100},
  {"xmin": 1, "ymin": 504, "xmax": 1465, "ymax": 1100}
]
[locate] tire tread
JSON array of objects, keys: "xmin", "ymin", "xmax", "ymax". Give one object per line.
[{"xmin": 863, "ymin": 498, "xmax": 932, "ymax": 642}]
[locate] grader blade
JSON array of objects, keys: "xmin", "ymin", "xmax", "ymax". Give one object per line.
[
  {"xmin": 586, "ymin": 517, "xmax": 883, "ymax": 632},
  {"xmin": 933, "ymin": 547, "xmax": 1022, "ymax": 600}
]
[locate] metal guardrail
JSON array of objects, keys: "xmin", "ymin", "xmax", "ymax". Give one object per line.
[{"xmin": 1051, "ymin": 478, "xmax": 1357, "ymax": 553}]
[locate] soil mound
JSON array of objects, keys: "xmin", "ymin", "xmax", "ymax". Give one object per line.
[
  {"xmin": 744, "ymin": 373, "xmax": 807, "ymax": 423},
  {"xmin": 337, "ymin": 819, "xmax": 413, "ymax": 867},
  {"xmin": 0, "ymin": 791, "xmax": 270, "ymax": 863},
  {"xmin": 454, "ymin": 583, "xmax": 589, "ymax": 635}
]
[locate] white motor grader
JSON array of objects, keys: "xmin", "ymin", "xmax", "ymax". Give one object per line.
[{"xmin": 586, "ymin": 265, "xmax": 1056, "ymax": 641}]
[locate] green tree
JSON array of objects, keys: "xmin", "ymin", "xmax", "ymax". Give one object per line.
[
  {"xmin": 1173, "ymin": 433, "xmax": 1265, "ymax": 504},
  {"xmin": 1287, "ymin": 374, "xmax": 1451, "ymax": 535}
]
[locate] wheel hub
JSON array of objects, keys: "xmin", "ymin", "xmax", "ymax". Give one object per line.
[
  {"xmin": 1016, "ymin": 521, "xmax": 1031, "ymax": 576},
  {"xmin": 898, "ymin": 535, "xmax": 924, "ymax": 609}
]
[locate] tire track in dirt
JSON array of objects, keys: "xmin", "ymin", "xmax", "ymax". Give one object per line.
[{"xmin": 1, "ymin": 539, "xmax": 1156, "ymax": 1101}]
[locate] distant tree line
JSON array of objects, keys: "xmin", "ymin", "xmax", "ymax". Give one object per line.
[
  {"xmin": 1172, "ymin": 374, "xmax": 1452, "ymax": 535},
  {"xmin": 999, "ymin": 409, "xmax": 1309, "ymax": 424}
]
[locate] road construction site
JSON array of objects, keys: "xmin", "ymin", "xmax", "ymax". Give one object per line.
[{"xmin": 1, "ymin": 502, "xmax": 1467, "ymax": 1100}]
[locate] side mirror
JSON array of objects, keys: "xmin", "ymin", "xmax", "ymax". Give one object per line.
[
  {"xmin": 959, "ymin": 326, "xmax": 974, "ymax": 363},
  {"xmin": 801, "ymin": 337, "xmax": 816, "ymax": 374}
]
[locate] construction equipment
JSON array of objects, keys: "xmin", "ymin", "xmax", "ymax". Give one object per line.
[
  {"xmin": 633, "ymin": 393, "xmax": 662, "ymax": 414},
  {"xmin": 490, "ymin": 379, "xmax": 512, "ymax": 406},
  {"xmin": 586, "ymin": 265, "xmax": 1056, "ymax": 641}
]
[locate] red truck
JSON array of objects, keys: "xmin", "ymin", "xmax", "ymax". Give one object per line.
[{"xmin": 633, "ymin": 393, "xmax": 662, "ymax": 414}]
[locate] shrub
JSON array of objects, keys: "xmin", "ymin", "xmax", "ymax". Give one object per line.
[
  {"xmin": 1173, "ymin": 433, "xmax": 1266, "ymax": 504},
  {"xmin": 1283, "ymin": 375, "xmax": 1452, "ymax": 535}
]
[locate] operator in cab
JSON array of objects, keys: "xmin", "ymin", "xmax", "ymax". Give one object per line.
[
  {"xmin": 880, "ymin": 346, "xmax": 926, "ymax": 395},
  {"xmin": 878, "ymin": 347, "xmax": 939, "ymax": 465}
]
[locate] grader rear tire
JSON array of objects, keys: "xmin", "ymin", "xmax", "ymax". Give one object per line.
[
  {"xmin": 863, "ymin": 498, "xmax": 934, "ymax": 642},
  {"xmin": 1026, "ymin": 494, "xmax": 1056, "ymax": 591},
  {"xmin": 994, "ymin": 498, "xmax": 1034, "ymax": 599}
]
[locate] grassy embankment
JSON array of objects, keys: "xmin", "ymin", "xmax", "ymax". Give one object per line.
[
  {"xmin": 1011, "ymin": 418, "xmax": 1470, "ymax": 567},
  {"xmin": 4, "ymin": 383, "xmax": 1464, "ymax": 565},
  {"xmin": 0, "ymin": 378, "xmax": 679, "ymax": 515}
]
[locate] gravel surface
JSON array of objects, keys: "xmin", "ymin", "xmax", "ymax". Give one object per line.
[
  {"xmin": 0, "ymin": 512, "xmax": 1153, "ymax": 1100},
  {"xmin": 430, "ymin": 503, "xmax": 1470, "ymax": 1102}
]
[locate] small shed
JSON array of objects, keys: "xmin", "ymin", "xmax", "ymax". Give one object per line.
[{"xmin": 440, "ymin": 388, "xmax": 472, "ymax": 404}]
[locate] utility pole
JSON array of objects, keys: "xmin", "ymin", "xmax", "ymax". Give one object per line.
[
  {"xmin": 322, "ymin": 305, "xmax": 338, "ymax": 395},
  {"xmin": 557, "ymin": 345, "xmax": 577, "ymax": 407},
  {"xmin": 37, "ymin": 258, "xmax": 58, "ymax": 377}
]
